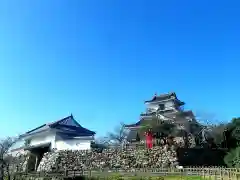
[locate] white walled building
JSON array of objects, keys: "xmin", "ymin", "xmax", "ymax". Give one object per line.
[{"xmin": 10, "ymin": 114, "xmax": 95, "ymax": 155}]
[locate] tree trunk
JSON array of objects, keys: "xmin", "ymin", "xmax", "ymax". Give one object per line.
[
  {"xmin": 6, "ymin": 164, "xmax": 10, "ymax": 180},
  {"xmin": 0, "ymin": 161, "xmax": 4, "ymax": 180}
]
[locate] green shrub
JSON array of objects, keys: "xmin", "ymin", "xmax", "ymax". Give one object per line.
[{"xmin": 224, "ymin": 147, "xmax": 240, "ymax": 168}]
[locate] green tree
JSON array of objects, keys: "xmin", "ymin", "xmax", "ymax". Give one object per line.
[
  {"xmin": 201, "ymin": 117, "xmax": 240, "ymax": 149},
  {"xmin": 138, "ymin": 116, "xmax": 176, "ymax": 139},
  {"xmin": 223, "ymin": 117, "xmax": 240, "ymax": 167},
  {"xmin": 210, "ymin": 124, "xmax": 227, "ymax": 147},
  {"xmin": 223, "ymin": 117, "xmax": 240, "ymax": 149},
  {"xmin": 230, "ymin": 118, "xmax": 240, "ymax": 143},
  {"xmin": 224, "ymin": 147, "xmax": 240, "ymax": 168}
]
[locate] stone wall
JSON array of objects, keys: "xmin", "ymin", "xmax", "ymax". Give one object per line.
[
  {"xmin": 7, "ymin": 152, "xmax": 29, "ymax": 173},
  {"xmin": 37, "ymin": 144, "xmax": 178, "ymax": 172}
]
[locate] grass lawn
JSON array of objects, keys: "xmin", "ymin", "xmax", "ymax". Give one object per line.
[
  {"xmin": 106, "ymin": 175, "xmax": 213, "ymax": 180},
  {"xmin": 163, "ymin": 175, "xmax": 238, "ymax": 180},
  {"xmin": 164, "ymin": 176, "xmax": 206, "ymax": 180}
]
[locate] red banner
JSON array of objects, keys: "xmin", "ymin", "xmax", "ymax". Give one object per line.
[{"xmin": 145, "ymin": 131, "xmax": 153, "ymax": 149}]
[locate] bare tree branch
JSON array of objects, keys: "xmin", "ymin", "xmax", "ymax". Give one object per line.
[
  {"xmin": 193, "ymin": 111, "xmax": 228, "ymax": 147},
  {"xmin": 0, "ymin": 136, "xmax": 19, "ymax": 180},
  {"xmin": 107, "ymin": 122, "xmax": 128, "ymax": 145}
]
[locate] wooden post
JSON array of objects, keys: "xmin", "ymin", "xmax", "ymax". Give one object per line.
[
  {"xmin": 203, "ymin": 168, "xmax": 205, "ymax": 179},
  {"xmin": 207, "ymin": 168, "xmax": 210, "ymax": 180},
  {"xmin": 34, "ymin": 155, "xmax": 38, "ymax": 171},
  {"xmin": 214, "ymin": 169, "xmax": 217, "ymax": 180},
  {"xmin": 220, "ymin": 168, "xmax": 223, "ymax": 180}
]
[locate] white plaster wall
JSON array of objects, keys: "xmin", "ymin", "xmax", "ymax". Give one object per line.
[
  {"xmin": 146, "ymin": 100, "xmax": 175, "ymax": 111},
  {"xmin": 55, "ymin": 139, "xmax": 92, "ymax": 150},
  {"xmin": 9, "ymin": 139, "xmax": 24, "ymax": 151},
  {"xmin": 164, "ymin": 101, "xmax": 175, "ymax": 110},
  {"xmin": 9, "ymin": 148, "xmax": 26, "ymax": 157},
  {"xmin": 28, "ymin": 132, "xmax": 56, "ymax": 149},
  {"xmin": 146, "ymin": 103, "xmax": 158, "ymax": 110},
  {"xmin": 8, "ymin": 139, "xmax": 25, "ymax": 156}
]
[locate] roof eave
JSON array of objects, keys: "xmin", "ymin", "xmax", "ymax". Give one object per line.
[
  {"xmin": 125, "ymin": 126, "xmax": 140, "ymax": 129},
  {"xmin": 20, "ymin": 128, "xmax": 51, "ymax": 139},
  {"xmin": 55, "ymin": 128, "xmax": 96, "ymax": 136},
  {"xmin": 125, "ymin": 123, "xmax": 141, "ymax": 128},
  {"xmin": 144, "ymin": 98, "xmax": 175, "ymax": 104},
  {"xmin": 24, "ymin": 124, "xmax": 47, "ymax": 134},
  {"xmin": 144, "ymin": 101, "xmax": 153, "ymax": 104},
  {"xmin": 24, "ymin": 142, "xmax": 51, "ymax": 151}
]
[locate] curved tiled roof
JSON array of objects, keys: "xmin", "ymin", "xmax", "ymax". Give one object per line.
[
  {"xmin": 144, "ymin": 92, "xmax": 176, "ymax": 103},
  {"xmin": 144, "ymin": 92, "xmax": 185, "ymax": 107},
  {"xmin": 20, "ymin": 115, "xmax": 95, "ymax": 137},
  {"xmin": 124, "ymin": 120, "xmax": 141, "ymax": 128}
]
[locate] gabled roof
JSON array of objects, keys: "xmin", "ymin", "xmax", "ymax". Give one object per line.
[
  {"xmin": 20, "ymin": 115, "xmax": 95, "ymax": 137},
  {"xmin": 54, "ymin": 124, "xmax": 95, "ymax": 136},
  {"xmin": 145, "ymin": 92, "xmax": 177, "ymax": 103}
]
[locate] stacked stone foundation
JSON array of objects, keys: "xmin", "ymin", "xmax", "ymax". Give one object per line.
[
  {"xmin": 8, "ymin": 144, "xmax": 178, "ymax": 173},
  {"xmin": 37, "ymin": 144, "xmax": 178, "ymax": 172}
]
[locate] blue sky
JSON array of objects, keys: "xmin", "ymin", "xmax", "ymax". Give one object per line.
[{"xmin": 0, "ymin": 0, "xmax": 239, "ymax": 138}]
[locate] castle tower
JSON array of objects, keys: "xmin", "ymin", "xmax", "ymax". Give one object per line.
[
  {"xmin": 125, "ymin": 92, "xmax": 196, "ymax": 142},
  {"xmin": 141, "ymin": 92, "xmax": 185, "ymax": 120}
]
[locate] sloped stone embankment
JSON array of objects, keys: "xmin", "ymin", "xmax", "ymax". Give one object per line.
[{"xmin": 37, "ymin": 144, "xmax": 178, "ymax": 172}]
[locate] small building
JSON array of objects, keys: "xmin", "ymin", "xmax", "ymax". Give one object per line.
[
  {"xmin": 10, "ymin": 114, "xmax": 95, "ymax": 156},
  {"xmin": 125, "ymin": 92, "xmax": 197, "ymax": 142}
]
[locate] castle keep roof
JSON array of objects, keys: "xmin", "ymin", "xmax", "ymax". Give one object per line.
[{"xmin": 144, "ymin": 92, "xmax": 185, "ymax": 106}]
